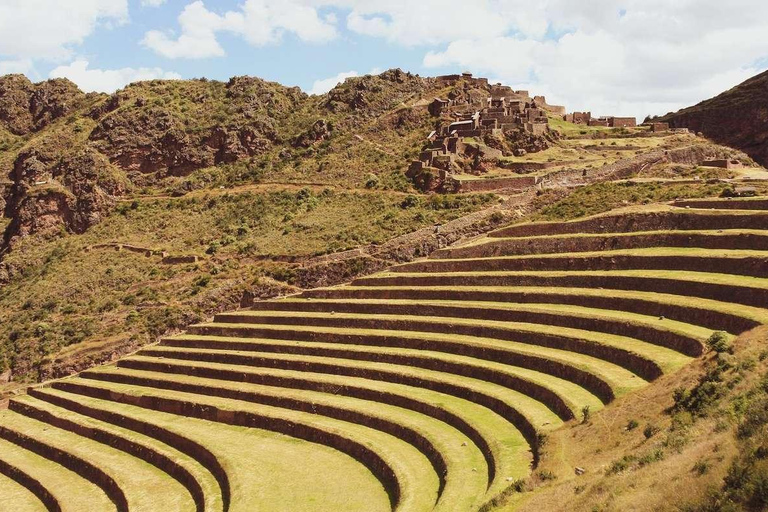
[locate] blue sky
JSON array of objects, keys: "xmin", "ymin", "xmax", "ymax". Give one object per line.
[{"xmin": 1, "ymin": 0, "xmax": 767, "ymax": 120}]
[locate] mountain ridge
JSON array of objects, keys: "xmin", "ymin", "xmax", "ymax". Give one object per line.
[{"xmin": 660, "ymin": 69, "xmax": 768, "ymax": 167}]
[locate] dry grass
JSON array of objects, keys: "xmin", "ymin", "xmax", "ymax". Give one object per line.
[{"xmin": 490, "ymin": 326, "xmax": 768, "ymax": 511}]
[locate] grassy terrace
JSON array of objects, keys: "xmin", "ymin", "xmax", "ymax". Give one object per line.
[
  {"xmin": 300, "ymin": 287, "xmax": 768, "ymax": 330},
  {"xmin": 445, "ymin": 228, "xmax": 768, "ymax": 253},
  {"xmin": 50, "ymin": 376, "xmax": 439, "ymax": 512},
  {"xmin": 0, "ymin": 435, "xmax": 114, "ymax": 512},
  {"xmin": 83, "ymin": 365, "xmax": 490, "ymax": 510},
  {"xmin": 37, "ymin": 385, "xmax": 391, "ymax": 512},
  {"xmin": 246, "ymin": 298, "xmax": 715, "ymax": 345},
  {"xmin": 163, "ymin": 328, "xmax": 629, "ymax": 403},
  {"xmin": 97, "ymin": 353, "xmax": 534, "ymax": 497},
  {"xmin": 0, "ymin": 408, "xmax": 192, "ymax": 511},
  {"xmin": 0, "ymin": 471, "xmax": 43, "ymax": 512},
  {"xmin": 388, "ymin": 247, "xmax": 768, "ymax": 279},
  {"xmin": 1, "ymin": 196, "xmax": 766, "ymax": 511},
  {"xmin": 495, "ymin": 206, "xmax": 768, "ymax": 236},
  {"xmin": 213, "ymin": 310, "xmax": 695, "ymax": 369}
]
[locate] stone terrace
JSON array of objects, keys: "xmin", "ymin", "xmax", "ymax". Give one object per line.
[{"xmin": 1, "ymin": 196, "xmax": 768, "ymax": 511}]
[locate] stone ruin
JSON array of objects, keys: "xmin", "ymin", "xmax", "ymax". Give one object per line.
[
  {"xmin": 702, "ymin": 158, "xmax": 743, "ymax": 169},
  {"xmin": 564, "ymin": 111, "xmax": 637, "ymax": 128},
  {"xmin": 408, "ymin": 73, "xmax": 565, "ymax": 192}
]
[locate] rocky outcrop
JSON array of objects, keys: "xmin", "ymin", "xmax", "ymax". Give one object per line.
[
  {"xmin": 3, "ymin": 147, "xmax": 125, "ymax": 244},
  {"xmin": 88, "ymin": 77, "xmax": 305, "ymax": 178},
  {"xmin": 661, "ymin": 70, "xmax": 768, "ymax": 167},
  {"xmin": 324, "ymin": 69, "xmax": 427, "ymax": 117},
  {"xmin": 292, "ymin": 119, "xmax": 332, "ymax": 148},
  {"xmin": 0, "ymin": 75, "xmax": 86, "ymax": 135}
]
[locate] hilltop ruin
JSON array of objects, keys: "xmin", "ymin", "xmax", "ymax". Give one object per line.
[{"xmin": 407, "ymin": 73, "xmax": 564, "ymax": 192}]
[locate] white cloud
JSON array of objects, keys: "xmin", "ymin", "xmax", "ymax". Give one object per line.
[
  {"xmin": 309, "ymin": 70, "xmax": 358, "ymax": 95},
  {"xmin": 418, "ymin": 0, "xmax": 768, "ymax": 119},
  {"xmin": 49, "ymin": 60, "xmax": 181, "ymax": 93},
  {"xmin": 0, "ymin": 0, "xmax": 127, "ymax": 61},
  {"xmin": 0, "ymin": 59, "xmax": 33, "ymax": 75},
  {"xmin": 142, "ymin": 0, "xmax": 338, "ymax": 59},
  {"xmin": 141, "ymin": 0, "xmax": 167, "ymax": 6}
]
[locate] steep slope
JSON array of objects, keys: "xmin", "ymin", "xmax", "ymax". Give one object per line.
[
  {"xmin": 0, "ymin": 69, "xmax": 764, "ymax": 392},
  {"xmin": 1, "ymin": 196, "xmax": 768, "ymax": 511},
  {"xmin": 661, "ymin": 70, "xmax": 768, "ymax": 167}
]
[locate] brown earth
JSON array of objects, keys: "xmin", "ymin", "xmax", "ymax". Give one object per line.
[{"xmin": 661, "ymin": 69, "xmax": 768, "ymax": 167}]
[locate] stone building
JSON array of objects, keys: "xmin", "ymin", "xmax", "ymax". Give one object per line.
[
  {"xmin": 565, "ymin": 112, "xmax": 592, "ymax": 124},
  {"xmin": 411, "ymin": 75, "xmax": 559, "ymax": 188},
  {"xmin": 702, "ymin": 159, "xmax": 743, "ymax": 169},
  {"xmin": 609, "ymin": 117, "xmax": 637, "ymax": 128}
]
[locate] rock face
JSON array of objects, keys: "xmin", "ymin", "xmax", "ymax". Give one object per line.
[
  {"xmin": 324, "ymin": 69, "xmax": 427, "ymax": 116},
  {"xmin": 0, "ymin": 74, "xmax": 86, "ymax": 135},
  {"xmin": 88, "ymin": 77, "xmax": 305, "ymax": 178},
  {"xmin": 3, "ymin": 146, "xmax": 125, "ymax": 244},
  {"xmin": 661, "ymin": 70, "xmax": 768, "ymax": 167}
]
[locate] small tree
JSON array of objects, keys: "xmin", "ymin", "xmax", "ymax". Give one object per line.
[
  {"xmin": 707, "ymin": 331, "xmax": 730, "ymax": 353},
  {"xmin": 581, "ymin": 405, "xmax": 591, "ymax": 424}
]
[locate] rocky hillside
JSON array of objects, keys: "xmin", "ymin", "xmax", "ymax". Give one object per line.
[
  {"xmin": 0, "ymin": 69, "xmax": 762, "ymax": 391},
  {"xmin": 0, "ymin": 69, "xmax": 505, "ymax": 385},
  {"xmin": 660, "ymin": 69, "xmax": 768, "ymax": 167}
]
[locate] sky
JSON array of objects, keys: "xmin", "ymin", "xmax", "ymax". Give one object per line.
[{"xmin": 1, "ymin": 0, "xmax": 767, "ymax": 120}]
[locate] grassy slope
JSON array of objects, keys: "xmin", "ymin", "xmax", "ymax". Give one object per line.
[
  {"xmin": 488, "ymin": 325, "xmax": 768, "ymax": 512},
  {"xmin": 0, "ymin": 187, "xmax": 495, "ymax": 383}
]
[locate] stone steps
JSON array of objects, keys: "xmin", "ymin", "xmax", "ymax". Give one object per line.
[
  {"xmin": 348, "ymin": 270, "xmax": 768, "ymax": 310},
  {"xmin": 46, "ymin": 377, "xmax": 441, "ymax": 512},
  {"xmin": 434, "ymin": 229, "xmax": 768, "ymax": 259},
  {"xmin": 390, "ymin": 248, "xmax": 768, "ymax": 278},
  {"xmin": 299, "ymin": 286, "xmax": 765, "ymax": 333}
]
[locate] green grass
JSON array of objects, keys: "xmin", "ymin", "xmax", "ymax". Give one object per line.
[
  {"xmin": 132, "ymin": 345, "xmax": 565, "ymax": 431},
  {"xmin": 107, "ymin": 352, "xmax": 532, "ymax": 498},
  {"xmin": 475, "ymin": 228, "xmax": 768, "ymax": 245},
  {"xmin": 397, "ymin": 246, "xmax": 768, "ymax": 263},
  {"xmin": 268, "ymin": 297, "xmax": 716, "ymax": 342},
  {"xmin": 0, "ymin": 436, "xmax": 113, "ymax": 511},
  {"xmin": 532, "ymin": 182, "xmax": 734, "ymax": 221},
  {"xmin": 59, "ymin": 375, "xmax": 439, "ymax": 512},
  {"xmin": 369, "ymin": 268, "xmax": 768, "ymax": 288},
  {"xmin": 0, "ymin": 409, "xmax": 192, "ymax": 511},
  {"xmin": 214, "ymin": 310, "xmax": 693, "ymax": 373},
  {"xmin": 14, "ymin": 393, "xmax": 220, "ymax": 511},
  {"xmin": 38, "ymin": 384, "xmax": 394, "ymax": 512},
  {"xmin": 321, "ymin": 285, "xmax": 768, "ymax": 327},
  {"xmin": 0, "ymin": 466, "xmax": 48, "ymax": 512},
  {"xmin": 165, "ymin": 329, "xmax": 614, "ymax": 408},
  {"xmin": 0, "ymin": 187, "xmax": 496, "ymax": 383},
  {"xmin": 87, "ymin": 364, "xmax": 489, "ymax": 511}
]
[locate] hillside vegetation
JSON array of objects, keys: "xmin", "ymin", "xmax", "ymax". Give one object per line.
[
  {"xmin": 660, "ymin": 69, "xmax": 768, "ymax": 168},
  {"xmin": 1, "ymin": 68, "xmax": 768, "ymax": 511}
]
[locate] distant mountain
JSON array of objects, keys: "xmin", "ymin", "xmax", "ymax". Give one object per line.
[{"xmin": 660, "ymin": 70, "xmax": 768, "ymax": 166}]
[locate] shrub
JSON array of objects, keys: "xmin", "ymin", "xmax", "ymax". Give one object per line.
[
  {"xmin": 627, "ymin": 419, "xmax": 639, "ymax": 431},
  {"xmin": 693, "ymin": 460, "xmax": 710, "ymax": 476},
  {"xmin": 607, "ymin": 455, "xmax": 637, "ymax": 475},
  {"xmin": 364, "ymin": 173, "xmax": 380, "ymax": 189},
  {"xmin": 400, "ymin": 195, "xmax": 420, "ymax": 209},
  {"xmin": 581, "ymin": 405, "xmax": 591, "ymax": 424},
  {"xmin": 644, "ymin": 423, "xmax": 661, "ymax": 439},
  {"xmin": 638, "ymin": 449, "xmax": 665, "ymax": 467},
  {"xmin": 538, "ymin": 470, "xmax": 556, "ymax": 481},
  {"xmin": 707, "ymin": 331, "xmax": 731, "ymax": 353}
]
